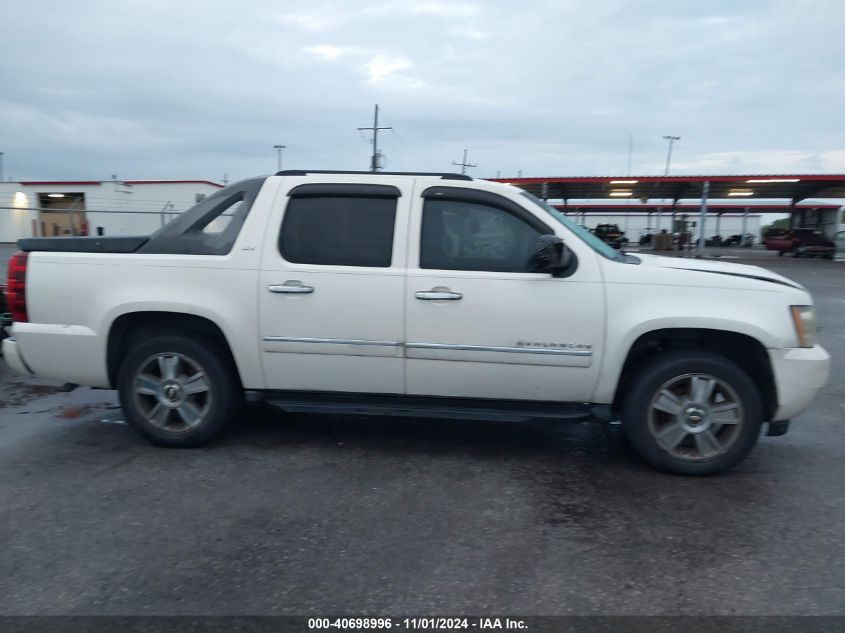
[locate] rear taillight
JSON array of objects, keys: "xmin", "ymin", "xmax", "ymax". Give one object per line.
[{"xmin": 7, "ymin": 251, "xmax": 28, "ymax": 323}]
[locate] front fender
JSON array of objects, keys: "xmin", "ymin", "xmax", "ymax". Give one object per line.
[{"xmin": 591, "ymin": 283, "xmax": 796, "ymax": 404}]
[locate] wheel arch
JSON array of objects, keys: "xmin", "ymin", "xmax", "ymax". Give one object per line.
[
  {"xmin": 106, "ymin": 311, "xmax": 243, "ymax": 389},
  {"xmin": 612, "ymin": 327, "xmax": 777, "ymax": 421}
]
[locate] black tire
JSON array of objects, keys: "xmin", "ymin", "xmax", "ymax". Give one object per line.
[
  {"xmin": 621, "ymin": 350, "xmax": 763, "ymax": 476},
  {"xmin": 777, "ymin": 250, "xmax": 784, "ymax": 256},
  {"xmin": 117, "ymin": 334, "xmax": 241, "ymax": 447}
]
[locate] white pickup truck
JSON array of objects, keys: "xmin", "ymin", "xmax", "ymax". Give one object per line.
[{"xmin": 3, "ymin": 170, "xmax": 831, "ymax": 474}]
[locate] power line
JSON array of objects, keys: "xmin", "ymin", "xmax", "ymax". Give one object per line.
[
  {"xmin": 452, "ymin": 149, "xmax": 477, "ymax": 175},
  {"xmin": 357, "ymin": 104, "xmax": 392, "ymax": 172}
]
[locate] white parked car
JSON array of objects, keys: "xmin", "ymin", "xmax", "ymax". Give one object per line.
[{"xmin": 3, "ymin": 171, "xmax": 831, "ymax": 475}]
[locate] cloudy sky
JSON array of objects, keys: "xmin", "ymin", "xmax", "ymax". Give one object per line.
[{"xmin": 1, "ymin": 0, "xmax": 844, "ymax": 183}]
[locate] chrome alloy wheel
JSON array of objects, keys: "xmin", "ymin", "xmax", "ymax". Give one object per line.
[
  {"xmin": 647, "ymin": 373, "xmax": 744, "ymax": 462},
  {"xmin": 133, "ymin": 353, "xmax": 212, "ymax": 432}
]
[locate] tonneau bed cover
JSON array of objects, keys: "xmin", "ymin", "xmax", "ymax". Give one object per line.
[{"xmin": 17, "ymin": 236, "xmax": 149, "ymax": 253}]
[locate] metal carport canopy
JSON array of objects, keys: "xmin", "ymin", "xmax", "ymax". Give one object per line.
[
  {"xmin": 487, "ymin": 175, "xmax": 845, "ymax": 203},
  {"xmin": 551, "ymin": 202, "xmax": 842, "ymax": 214}
]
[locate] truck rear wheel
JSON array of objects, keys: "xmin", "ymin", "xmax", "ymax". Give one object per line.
[
  {"xmin": 117, "ymin": 335, "xmax": 240, "ymax": 447},
  {"xmin": 621, "ymin": 350, "xmax": 763, "ymax": 475}
]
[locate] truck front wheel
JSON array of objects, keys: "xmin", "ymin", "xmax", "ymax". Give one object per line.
[
  {"xmin": 621, "ymin": 350, "xmax": 763, "ymax": 475},
  {"xmin": 117, "ymin": 335, "xmax": 241, "ymax": 447}
]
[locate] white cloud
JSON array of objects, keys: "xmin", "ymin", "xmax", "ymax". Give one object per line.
[
  {"xmin": 366, "ymin": 1, "xmax": 480, "ymax": 18},
  {"xmin": 303, "ymin": 45, "xmax": 355, "ymax": 61},
  {"xmin": 274, "ymin": 11, "xmax": 337, "ymax": 32},
  {"xmin": 819, "ymin": 151, "xmax": 845, "ymax": 172},
  {"xmin": 448, "ymin": 26, "xmax": 486, "ymax": 40},
  {"xmin": 670, "ymin": 151, "xmax": 818, "ymax": 174},
  {"xmin": 364, "ymin": 54, "xmax": 412, "ymax": 83},
  {"xmin": 408, "ymin": 2, "xmax": 480, "ymax": 17}
]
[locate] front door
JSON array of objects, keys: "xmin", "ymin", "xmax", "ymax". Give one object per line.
[
  {"xmin": 259, "ymin": 179, "xmax": 410, "ymax": 393},
  {"xmin": 404, "ymin": 186, "xmax": 604, "ymax": 403}
]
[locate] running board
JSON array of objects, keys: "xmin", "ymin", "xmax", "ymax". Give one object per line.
[{"xmin": 255, "ymin": 391, "xmax": 594, "ymax": 423}]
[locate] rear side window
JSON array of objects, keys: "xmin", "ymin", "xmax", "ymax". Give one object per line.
[{"xmin": 279, "ymin": 196, "xmax": 396, "ymax": 267}]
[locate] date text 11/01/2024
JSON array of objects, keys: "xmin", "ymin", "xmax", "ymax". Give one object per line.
[{"xmin": 307, "ymin": 618, "xmax": 528, "ymax": 630}]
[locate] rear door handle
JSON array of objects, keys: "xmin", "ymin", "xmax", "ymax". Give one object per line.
[
  {"xmin": 415, "ymin": 290, "xmax": 462, "ymax": 301},
  {"xmin": 268, "ymin": 282, "xmax": 314, "ymax": 294}
]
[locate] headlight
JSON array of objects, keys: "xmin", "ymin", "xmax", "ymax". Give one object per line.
[{"xmin": 790, "ymin": 305, "xmax": 817, "ymax": 348}]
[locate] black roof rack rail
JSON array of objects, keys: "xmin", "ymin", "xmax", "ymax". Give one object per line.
[{"xmin": 275, "ymin": 169, "xmax": 472, "ymax": 181}]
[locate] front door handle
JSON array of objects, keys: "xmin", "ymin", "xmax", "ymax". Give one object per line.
[
  {"xmin": 415, "ymin": 289, "xmax": 462, "ymax": 301},
  {"xmin": 268, "ymin": 282, "xmax": 314, "ymax": 294}
]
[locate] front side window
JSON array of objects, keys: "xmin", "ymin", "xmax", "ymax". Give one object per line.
[
  {"xmin": 420, "ymin": 199, "xmax": 542, "ymax": 272},
  {"xmin": 279, "ymin": 196, "xmax": 396, "ymax": 267}
]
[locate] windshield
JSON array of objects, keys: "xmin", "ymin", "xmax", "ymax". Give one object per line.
[{"xmin": 519, "ymin": 191, "xmax": 621, "ymax": 260}]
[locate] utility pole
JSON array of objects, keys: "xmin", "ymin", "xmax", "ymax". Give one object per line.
[
  {"xmin": 358, "ymin": 104, "xmax": 392, "ymax": 172},
  {"xmin": 273, "ymin": 145, "xmax": 286, "ymax": 172},
  {"xmin": 452, "ymin": 149, "xmax": 477, "ymax": 175},
  {"xmin": 662, "ymin": 135, "xmax": 680, "ymax": 175},
  {"xmin": 0, "ymin": 152, "xmax": 4, "ymax": 182}
]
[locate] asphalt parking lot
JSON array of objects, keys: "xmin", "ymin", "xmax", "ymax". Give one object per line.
[{"xmin": 0, "ymin": 248, "xmax": 843, "ymax": 616}]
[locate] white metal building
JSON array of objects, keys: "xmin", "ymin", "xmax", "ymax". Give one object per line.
[{"xmin": 0, "ymin": 179, "xmax": 223, "ymax": 242}]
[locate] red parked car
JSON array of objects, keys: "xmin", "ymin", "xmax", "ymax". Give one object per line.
[
  {"xmin": 763, "ymin": 228, "xmax": 836, "ymax": 259},
  {"xmin": 0, "ymin": 283, "xmax": 8, "ymax": 348}
]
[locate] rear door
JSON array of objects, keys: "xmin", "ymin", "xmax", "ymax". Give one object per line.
[{"xmin": 258, "ymin": 178, "xmax": 410, "ymax": 393}]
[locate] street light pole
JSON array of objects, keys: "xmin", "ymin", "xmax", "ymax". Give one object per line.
[
  {"xmin": 662, "ymin": 135, "xmax": 680, "ymax": 175},
  {"xmin": 273, "ymin": 144, "xmax": 286, "ymax": 172}
]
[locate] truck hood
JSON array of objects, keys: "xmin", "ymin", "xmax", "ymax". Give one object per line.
[{"xmin": 633, "ymin": 253, "xmax": 804, "ymax": 290}]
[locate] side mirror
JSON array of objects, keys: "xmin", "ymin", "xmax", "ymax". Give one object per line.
[{"xmin": 531, "ymin": 234, "xmax": 572, "ymax": 277}]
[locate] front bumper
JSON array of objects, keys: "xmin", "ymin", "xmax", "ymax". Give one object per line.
[
  {"xmin": 769, "ymin": 345, "xmax": 831, "ymax": 421},
  {"xmin": 797, "ymin": 246, "xmax": 835, "ymax": 255}
]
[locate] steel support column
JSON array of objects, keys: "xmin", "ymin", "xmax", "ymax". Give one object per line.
[
  {"xmin": 698, "ymin": 181, "xmax": 710, "ymax": 251},
  {"xmin": 671, "ymin": 199, "xmax": 678, "ymax": 250}
]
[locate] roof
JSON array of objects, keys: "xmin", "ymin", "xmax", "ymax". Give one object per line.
[
  {"xmin": 488, "ymin": 174, "xmax": 845, "ymax": 202},
  {"xmin": 123, "ymin": 180, "xmax": 224, "ymax": 187},
  {"xmin": 18, "ymin": 181, "xmax": 102, "ymax": 186},
  {"xmin": 275, "ymin": 169, "xmax": 471, "ymax": 180},
  {"xmin": 16, "ymin": 180, "xmax": 223, "ymax": 188}
]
